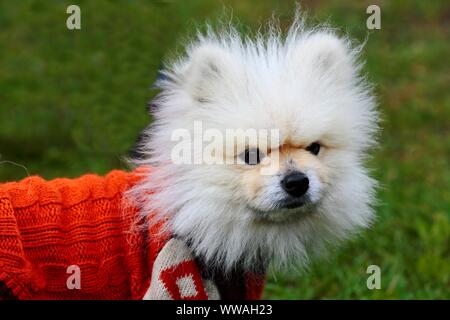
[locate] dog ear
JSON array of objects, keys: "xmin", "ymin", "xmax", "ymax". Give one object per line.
[
  {"xmin": 294, "ymin": 33, "xmax": 357, "ymax": 83},
  {"xmin": 183, "ymin": 43, "xmax": 234, "ymax": 103}
]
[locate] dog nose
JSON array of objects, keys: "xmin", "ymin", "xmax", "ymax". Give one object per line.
[{"xmin": 281, "ymin": 172, "xmax": 309, "ymax": 197}]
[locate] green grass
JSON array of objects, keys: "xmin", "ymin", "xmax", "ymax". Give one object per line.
[{"xmin": 0, "ymin": 0, "xmax": 449, "ymax": 299}]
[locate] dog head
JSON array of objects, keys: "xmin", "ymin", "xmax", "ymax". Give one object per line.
[{"xmin": 128, "ymin": 20, "xmax": 378, "ymax": 271}]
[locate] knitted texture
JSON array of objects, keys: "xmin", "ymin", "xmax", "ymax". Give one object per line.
[
  {"xmin": 0, "ymin": 169, "xmax": 265, "ymax": 300},
  {"xmin": 144, "ymin": 238, "xmax": 220, "ymax": 300}
]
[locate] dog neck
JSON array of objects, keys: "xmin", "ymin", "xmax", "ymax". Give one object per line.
[{"xmin": 176, "ymin": 234, "xmax": 268, "ymax": 300}]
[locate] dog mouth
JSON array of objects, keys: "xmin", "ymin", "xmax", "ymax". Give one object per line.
[
  {"xmin": 276, "ymin": 197, "xmax": 308, "ymax": 209},
  {"xmin": 250, "ymin": 196, "xmax": 314, "ymax": 223}
]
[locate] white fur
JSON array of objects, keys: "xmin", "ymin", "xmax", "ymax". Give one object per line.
[{"xmin": 127, "ymin": 16, "xmax": 379, "ymax": 272}]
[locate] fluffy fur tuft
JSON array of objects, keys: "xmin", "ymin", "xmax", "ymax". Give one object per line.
[{"xmin": 126, "ymin": 15, "xmax": 379, "ymax": 273}]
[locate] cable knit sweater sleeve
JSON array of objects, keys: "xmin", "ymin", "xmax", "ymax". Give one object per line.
[
  {"xmin": 0, "ymin": 169, "xmax": 265, "ymax": 300},
  {"xmin": 0, "ymin": 169, "xmax": 166, "ymax": 300}
]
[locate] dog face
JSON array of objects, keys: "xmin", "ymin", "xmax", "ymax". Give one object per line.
[
  {"xmin": 129, "ymin": 22, "xmax": 378, "ymax": 271},
  {"xmin": 239, "ymin": 144, "xmax": 327, "ymax": 222}
]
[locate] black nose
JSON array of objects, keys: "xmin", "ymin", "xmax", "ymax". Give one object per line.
[{"xmin": 281, "ymin": 172, "xmax": 309, "ymax": 197}]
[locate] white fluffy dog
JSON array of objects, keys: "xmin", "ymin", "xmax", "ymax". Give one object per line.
[{"xmin": 128, "ymin": 17, "xmax": 379, "ymax": 275}]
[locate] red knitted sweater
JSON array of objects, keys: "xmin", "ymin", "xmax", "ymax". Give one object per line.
[{"xmin": 0, "ymin": 169, "xmax": 264, "ymax": 300}]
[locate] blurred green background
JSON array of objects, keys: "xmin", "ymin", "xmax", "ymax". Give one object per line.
[{"xmin": 0, "ymin": 0, "xmax": 449, "ymax": 299}]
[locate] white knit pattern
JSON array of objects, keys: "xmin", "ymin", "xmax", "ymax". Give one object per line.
[{"xmin": 143, "ymin": 238, "xmax": 220, "ymax": 300}]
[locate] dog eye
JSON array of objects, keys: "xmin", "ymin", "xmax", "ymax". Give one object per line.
[
  {"xmin": 306, "ymin": 142, "xmax": 321, "ymax": 155},
  {"xmin": 241, "ymin": 148, "xmax": 264, "ymax": 165}
]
